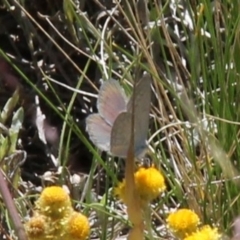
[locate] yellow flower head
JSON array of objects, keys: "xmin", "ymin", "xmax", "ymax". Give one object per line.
[
  {"xmin": 25, "ymin": 214, "xmax": 46, "ymax": 240},
  {"xmin": 64, "ymin": 211, "xmax": 90, "ymax": 240},
  {"xmin": 36, "ymin": 186, "xmax": 72, "ymax": 219},
  {"xmin": 167, "ymin": 209, "xmax": 200, "ymax": 238},
  {"xmin": 184, "ymin": 225, "xmax": 221, "ymax": 240},
  {"xmin": 114, "ymin": 167, "xmax": 166, "ymax": 205}
]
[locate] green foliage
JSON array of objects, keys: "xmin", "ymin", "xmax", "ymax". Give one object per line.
[
  {"xmin": 1, "ymin": 0, "xmax": 240, "ymax": 239},
  {"xmin": 0, "ymin": 90, "xmax": 24, "ymax": 187}
]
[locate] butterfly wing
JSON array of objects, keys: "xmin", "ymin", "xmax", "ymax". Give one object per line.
[
  {"xmin": 110, "ymin": 112, "xmax": 132, "ymax": 157},
  {"xmin": 86, "ymin": 114, "xmax": 111, "ymax": 152},
  {"xmin": 98, "ymin": 79, "xmax": 128, "ymax": 125},
  {"xmin": 127, "ymin": 74, "xmax": 151, "ymax": 156}
]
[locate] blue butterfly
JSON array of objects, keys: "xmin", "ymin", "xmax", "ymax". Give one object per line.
[{"xmin": 86, "ymin": 75, "xmax": 151, "ymax": 158}]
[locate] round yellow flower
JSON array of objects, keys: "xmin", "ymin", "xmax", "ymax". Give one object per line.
[
  {"xmin": 184, "ymin": 225, "xmax": 221, "ymax": 240},
  {"xmin": 167, "ymin": 209, "xmax": 200, "ymax": 238},
  {"xmin": 114, "ymin": 167, "xmax": 166, "ymax": 205},
  {"xmin": 64, "ymin": 211, "xmax": 90, "ymax": 240},
  {"xmin": 36, "ymin": 186, "xmax": 72, "ymax": 219},
  {"xmin": 135, "ymin": 167, "xmax": 166, "ymax": 200},
  {"xmin": 25, "ymin": 214, "xmax": 46, "ymax": 240}
]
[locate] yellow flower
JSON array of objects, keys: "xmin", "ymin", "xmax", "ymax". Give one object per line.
[
  {"xmin": 114, "ymin": 167, "xmax": 166, "ymax": 205},
  {"xmin": 135, "ymin": 167, "xmax": 166, "ymax": 200},
  {"xmin": 25, "ymin": 214, "xmax": 46, "ymax": 240},
  {"xmin": 64, "ymin": 211, "xmax": 90, "ymax": 240},
  {"xmin": 36, "ymin": 186, "xmax": 72, "ymax": 219},
  {"xmin": 166, "ymin": 209, "xmax": 200, "ymax": 238},
  {"xmin": 184, "ymin": 225, "xmax": 221, "ymax": 240}
]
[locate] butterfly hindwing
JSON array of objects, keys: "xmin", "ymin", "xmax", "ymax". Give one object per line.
[
  {"xmin": 86, "ymin": 114, "xmax": 111, "ymax": 152},
  {"xmin": 110, "ymin": 112, "xmax": 132, "ymax": 157}
]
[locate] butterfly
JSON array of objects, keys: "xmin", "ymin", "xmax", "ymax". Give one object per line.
[{"xmin": 86, "ymin": 74, "xmax": 151, "ymax": 158}]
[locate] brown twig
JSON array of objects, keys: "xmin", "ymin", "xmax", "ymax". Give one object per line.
[{"xmin": 0, "ymin": 169, "xmax": 27, "ymax": 240}]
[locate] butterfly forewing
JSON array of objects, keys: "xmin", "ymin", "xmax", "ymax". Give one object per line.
[
  {"xmin": 97, "ymin": 80, "xmax": 128, "ymax": 125},
  {"xmin": 127, "ymin": 74, "xmax": 151, "ymax": 156},
  {"xmin": 86, "ymin": 114, "xmax": 111, "ymax": 152},
  {"xmin": 110, "ymin": 112, "xmax": 132, "ymax": 157}
]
